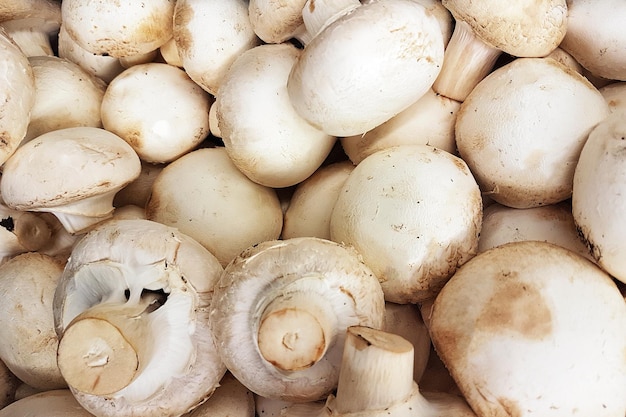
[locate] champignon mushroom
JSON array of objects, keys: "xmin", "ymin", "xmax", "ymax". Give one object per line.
[
  {"xmin": 330, "ymin": 144, "xmax": 482, "ymax": 304},
  {"xmin": 0, "ymin": 201, "xmax": 52, "ymax": 264},
  {"xmin": 113, "ymin": 161, "xmax": 166, "ymax": 209},
  {"xmin": 340, "ymin": 88, "xmax": 460, "ymax": 165},
  {"xmin": 572, "ymin": 111, "xmax": 626, "ymax": 284},
  {"xmin": 287, "ymin": 0, "xmax": 445, "ymax": 137},
  {"xmin": 101, "ymin": 62, "xmax": 211, "ymax": 164},
  {"xmin": 0, "ymin": 127, "xmax": 141, "ymax": 234},
  {"xmin": 455, "ymin": 57, "xmax": 609, "ymax": 208},
  {"xmin": 184, "ymin": 372, "xmax": 255, "ymax": 417},
  {"xmin": 429, "ymin": 240, "xmax": 626, "ymax": 416},
  {"xmin": 216, "ymin": 42, "xmax": 336, "ymax": 188},
  {"xmin": 432, "ymin": 0, "xmax": 568, "ymax": 101},
  {"xmin": 145, "ymin": 147, "xmax": 283, "ymax": 267},
  {"xmin": 0, "ymin": 0, "xmax": 60, "ymax": 57},
  {"xmin": 173, "ymin": 0, "xmax": 260, "ymax": 95},
  {"xmin": 209, "ymin": 237, "xmax": 385, "ymax": 402},
  {"xmin": 61, "ymin": 0, "xmax": 174, "ymax": 58},
  {"xmin": 248, "ymin": 0, "xmax": 308, "ymax": 44},
  {"xmin": 0, "ymin": 389, "xmax": 94, "ymax": 417},
  {"xmin": 0, "ymin": 253, "xmax": 67, "ymax": 391},
  {"xmin": 24, "ymin": 55, "xmax": 106, "ymax": 143},
  {"xmin": 600, "ymin": 82, "xmax": 626, "ymax": 114},
  {"xmin": 0, "ymin": 27, "xmax": 35, "ymax": 165},
  {"xmin": 53, "ymin": 219, "xmax": 226, "ymax": 417}
]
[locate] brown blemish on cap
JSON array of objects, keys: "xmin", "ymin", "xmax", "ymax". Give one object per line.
[{"xmin": 173, "ymin": 2, "xmax": 195, "ymax": 53}]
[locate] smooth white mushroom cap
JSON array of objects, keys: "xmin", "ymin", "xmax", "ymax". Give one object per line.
[
  {"xmin": 572, "ymin": 112, "xmax": 626, "ymax": 284},
  {"xmin": 25, "ymin": 55, "xmax": 106, "ymax": 142},
  {"xmin": 248, "ymin": 0, "xmax": 307, "ymax": 43},
  {"xmin": 101, "ymin": 62, "xmax": 211, "ymax": 164},
  {"xmin": 173, "ymin": 0, "xmax": 260, "ymax": 95},
  {"xmin": 600, "ymin": 82, "xmax": 626, "ymax": 114},
  {"xmin": 61, "ymin": 0, "xmax": 174, "ymax": 58},
  {"xmin": 287, "ymin": 0, "xmax": 444, "ymax": 137},
  {"xmin": 456, "ymin": 57, "xmax": 609, "ymax": 208},
  {"xmin": 330, "ymin": 144, "xmax": 482, "ymax": 304},
  {"xmin": 430, "ymin": 241, "xmax": 626, "ymax": 417},
  {"xmin": 0, "ymin": 389, "xmax": 94, "ymax": 417},
  {"xmin": 216, "ymin": 43, "xmax": 336, "ymax": 188}
]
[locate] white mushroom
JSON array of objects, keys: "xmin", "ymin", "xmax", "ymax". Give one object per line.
[
  {"xmin": 600, "ymin": 82, "xmax": 626, "ymax": 114},
  {"xmin": 572, "ymin": 111, "xmax": 626, "ymax": 284},
  {"xmin": 455, "ymin": 57, "xmax": 609, "ymax": 208},
  {"xmin": 101, "ymin": 62, "xmax": 211, "ymax": 164},
  {"xmin": 113, "ymin": 161, "xmax": 166, "ymax": 209},
  {"xmin": 173, "ymin": 0, "xmax": 260, "ymax": 95},
  {"xmin": 0, "ymin": 201, "xmax": 52, "ymax": 264},
  {"xmin": 216, "ymin": 43, "xmax": 336, "ymax": 188},
  {"xmin": 184, "ymin": 372, "xmax": 255, "ymax": 417},
  {"xmin": 0, "ymin": 0, "xmax": 60, "ymax": 57},
  {"xmin": 0, "ymin": 27, "xmax": 35, "ymax": 165},
  {"xmin": 330, "ymin": 144, "xmax": 482, "ymax": 304},
  {"xmin": 0, "ymin": 127, "xmax": 141, "ymax": 234},
  {"xmin": 145, "ymin": 147, "xmax": 283, "ymax": 267},
  {"xmin": 287, "ymin": 0, "xmax": 445, "ymax": 137},
  {"xmin": 248, "ymin": 0, "xmax": 308, "ymax": 44},
  {"xmin": 159, "ymin": 38, "xmax": 183, "ymax": 68},
  {"xmin": 61, "ymin": 0, "xmax": 174, "ymax": 58},
  {"xmin": 209, "ymin": 237, "xmax": 385, "ymax": 402},
  {"xmin": 24, "ymin": 55, "xmax": 106, "ymax": 143},
  {"xmin": 0, "ymin": 253, "xmax": 67, "ymax": 390},
  {"xmin": 53, "ymin": 219, "xmax": 226, "ymax": 417},
  {"xmin": 429, "ymin": 241, "xmax": 626, "ymax": 416},
  {"xmin": 0, "ymin": 389, "xmax": 94, "ymax": 417}
]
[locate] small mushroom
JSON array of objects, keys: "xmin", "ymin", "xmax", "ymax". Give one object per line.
[
  {"xmin": 600, "ymin": 82, "xmax": 626, "ymax": 114},
  {"xmin": 429, "ymin": 241, "xmax": 626, "ymax": 416},
  {"xmin": 0, "ymin": 0, "xmax": 60, "ymax": 57},
  {"xmin": 432, "ymin": 0, "xmax": 568, "ymax": 101},
  {"xmin": 248, "ymin": 0, "xmax": 308, "ymax": 44},
  {"xmin": 101, "ymin": 62, "xmax": 211, "ymax": 164},
  {"xmin": 0, "ymin": 126, "xmax": 141, "ymax": 234},
  {"xmin": 0, "ymin": 389, "xmax": 94, "ymax": 417},
  {"xmin": 209, "ymin": 237, "xmax": 385, "ymax": 402},
  {"xmin": 287, "ymin": 0, "xmax": 445, "ymax": 136},
  {"xmin": 0, "ymin": 201, "xmax": 52, "ymax": 264},
  {"xmin": 216, "ymin": 42, "xmax": 336, "ymax": 188},
  {"xmin": 53, "ymin": 219, "xmax": 226, "ymax": 417}
]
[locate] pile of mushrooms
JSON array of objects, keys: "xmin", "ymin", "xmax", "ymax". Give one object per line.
[{"xmin": 0, "ymin": 1, "xmax": 625, "ymax": 416}]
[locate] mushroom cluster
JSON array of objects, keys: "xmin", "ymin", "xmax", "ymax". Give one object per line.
[{"xmin": 0, "ymin": 1, "xmax": 625, "ymax": 416}]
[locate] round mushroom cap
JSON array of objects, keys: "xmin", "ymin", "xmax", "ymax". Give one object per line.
[
  {"xmin": 442, "ymin": 0, "xmax": 567, "ymax": 57},
  {"xmin": 0, "ymin": 389, "xmax": 94, "ymax": 417},
  {"xmin": 0, "ymin": 126, "xmax": 141, "ymax": 213},
  {"xmin": 248, "ymin": 0, "xmax": 307, "ymax": 43}
]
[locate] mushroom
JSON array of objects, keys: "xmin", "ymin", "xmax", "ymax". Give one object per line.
[
  {"xmin": 24, "ymin": 55, "xmax": 107, "ymax": 143},
  {"xmin": 478, "ymin": 202, "xmax": 594, "ymax": 262},
  {"xmin": 145, "ymin": 147, "xmax": 283, "ymax": 267},
  {"xmin": 559, "ymin": 0, "xmax": 626, "ymax": 81},
  {"xmin": 248, "ymin": 0, "xmax": 308, "ymax": 44},
  {"xmin": 61, "ymin": 0, "xmax": 174, "ymax": 58},
  {"xmin": 53, "ymin": 219, "xmax": 226, "ymax": 417},
  {"xmin": 216, "ymin": 42, "xmax": 336, "ymax": 188},
  {"xmin": 430, "ymin": 240, "xmax": 626, "ymax": 416},
  {"xmin": 0, "ymin": 126, "xmax": 141, "ymax": 234},
  {"xmin": 340, "ymin": 88, "xmax": 460, "ymax": 165},
  {"xmin": 0, "ymin": 201, "xmax": 52, "ymax": 264},
  {"xmin": 0, "ymin": 252, "xmax": 67, "ymax": 391},
  {"xmin": 0, "ymin": 389, "xmax": 94, "ymax": 417},
  {"xmin": 572, "ymin": 111, "xmax": 626, "ymax": 284},
  {"xmin": 159, "ymin": 38, "xmax": 183, "ymax": 68},
  {"xmin": 600, "ymin": 82, "xmax": 626, "ymax": 114},
  {"xmin": 0, "ymin": 0, "xmax": 60, "ymax": 57},
  {"xmin": 184, "ymin": 372, "xmax": 255, "ymax": 417},
  {"xmin": 173, "ymin": 0, "xmax": 261, "ymax": 95},
  {"xmin": 287, "ymin": 0, "xmax": 445, "ymax": 137},
  {"xmin": 0, "ymin": 359, "xmax": 19, "ymax": 409},
  {"xmin": 455, "ymin": 57, "xmax": 609, "ymax": 209},
  {"xmin": 0, "ymin": 27, "xmax": 35, "ymax": 165},
  {"xmin": 101, "ymin": 62, "xmax": 211, "ymax": 164},
  {"xmin": 282, "ymin": 160, "xmax": 354, "ymax": 240},
  {"xmin": 113, "ymin": 161, "xmax": 166, "ymax": 209},
  {"xmin": 209, "ymin": 237, "xmax": 385, "ymax": 402},
  {"xmin": 330, "ymin": 144, "xmax": 483, "ymax": 304},
  {"xmin": 432, "ymin": 0, "xmax": 568, "ymax": 101},
  {"xmin": 284, "ymin": 326, "xmax": 477, "ymax": 416}
]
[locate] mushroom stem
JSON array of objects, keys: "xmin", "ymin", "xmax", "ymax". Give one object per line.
[
  {"xmin": 301, "ymin": 0, "xmax": 360, "ymax": 40},
  {"xmin": 258, "ymin": 290, "xmax": 335, "ymax": 371},
  {"xmin": 57, "ymin": 294, "xmax": 161, "ymax": 396},
  {"xmin": 432, "ymin": 20, "xmax": 501, "ymax": 102},
  {"xmin": 1, "ymin": 21, "xmax": 55, "ymax": 56},
  {"xmin": 334, "ymin": 326, "xmax": 415, "ymax": 414}
]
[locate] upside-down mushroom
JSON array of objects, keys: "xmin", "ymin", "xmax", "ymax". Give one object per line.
[
  {"xmin": 210, "ymin": 237, "xmax": 385, "ymax": 402},
  {"xmin": 53, "ymin": 219, "xmax": 226, "ymax": 417}
]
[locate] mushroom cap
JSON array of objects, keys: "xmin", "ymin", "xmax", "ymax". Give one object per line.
[
  {"xmin": 61, "ymin": 0, "xmax": 174, "ymax": 58},
  {"xmin": 572, "ymin": 112, "xmax": 626, "ymax": 284},
  {"xmin": 101, "ymin": 62, "xmax": 211, "ymax": 164},
  {"xmin": 216, "ymin": 43, "xmax": 336, "ymax": 188},
  {"xmin": 0, "ymin": 126, "xmax": 141, "ymax": 213},
  {"xmin": 600, "ymin": 82, "xmax": 626, "ymax": 114},
  {"xmin": 0, "ymin": 27, "xmax": 35, "ymax": 165},
  {"xmin": 455, "ymin": 57, "xmax": 609, "ymax": 208},
  {"xmin": 287, "ymin": 0, "xmax": 444, "ymax": 137},
  {"xmin": 53, "ymin": 219, "xmax": 225, "ymax": 417},
  {"xmin": 248, "ymin": 0, "xmax": 307, "ymax": 43},
  {"xmin": 330, "ymin": 144, "xmax": 482, "ymax": 304},
  {"xmin": 442, "ymin": 0, "xmax": 567, "ymax": 57},
  {"xmin": 0, "ymin": 389, "xmax": 94, "ymax": 417},
  {"xmin": 430, "ymin": 241, "xmax": 626, "ymax": 416},
  {"xmin": 210, "ymin": 237, "xmax": 385, "ymax": 402}
]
